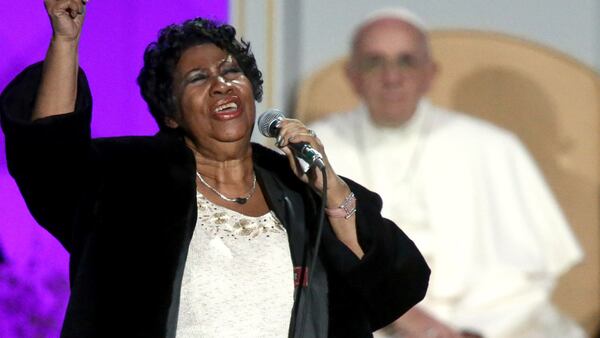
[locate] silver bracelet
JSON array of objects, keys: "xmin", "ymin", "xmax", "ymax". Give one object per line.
[{"xmin": 325, "ymin": 192, "xmax": 357, "ymax": 219}]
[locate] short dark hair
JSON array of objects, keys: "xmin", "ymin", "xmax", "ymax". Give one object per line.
[{"xmin": 137, "ymin": 17, "xmax": 263, "ymax": 130}]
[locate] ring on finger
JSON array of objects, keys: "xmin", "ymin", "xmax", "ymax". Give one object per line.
[{"xmin": 307, "ymin": 129, "xmax": 316, "ymax": 137}]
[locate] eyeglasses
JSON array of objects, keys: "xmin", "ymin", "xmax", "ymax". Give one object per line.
[{"xmin": 355, "ymin": 54, "xmax": 426, "ymax": 76}]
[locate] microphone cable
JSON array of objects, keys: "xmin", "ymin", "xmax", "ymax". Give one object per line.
[{"xmin": 289, "ymin": 165, "xmax": 328, "ymax": 338}]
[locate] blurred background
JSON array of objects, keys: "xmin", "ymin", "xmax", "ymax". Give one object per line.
[
  {"xmin": 1, "ymin": 0, "xmax": 598, "ymax": 336},
  {"xmin": 229, "ymin": 0, "xmax": 599, "ymax": 127}
]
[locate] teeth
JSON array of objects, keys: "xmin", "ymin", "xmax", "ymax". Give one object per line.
[{"xmin": 215, "ymin": 102, "xmax": 238, "ymax": 112}]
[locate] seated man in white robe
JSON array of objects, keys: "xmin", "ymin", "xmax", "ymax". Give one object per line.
[{"xmin": 308, "ymin": 8, "xmax": 584, "ymax": 338}]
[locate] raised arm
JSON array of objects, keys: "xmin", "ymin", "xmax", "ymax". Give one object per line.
[
  {"xmin": 0, "ymin": 0, "xmax": 93, "ymax": 250},
  {"xmin": 33, "ymin": 0, "xmax": 88, "ymax": 120}
]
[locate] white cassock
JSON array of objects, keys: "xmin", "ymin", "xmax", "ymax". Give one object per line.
[{"xmin": 309, "ymin": 100, "xmax": 585, "ymax": 338}]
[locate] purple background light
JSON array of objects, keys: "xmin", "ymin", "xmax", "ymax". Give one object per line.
[{"xmin": 0, "ymin": 1, "xmax": 227, "ymax": 336}]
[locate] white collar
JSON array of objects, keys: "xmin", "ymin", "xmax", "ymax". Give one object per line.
[{"xmin": 358, "ymin": 99, "xmax": 431, "ymax": 145}]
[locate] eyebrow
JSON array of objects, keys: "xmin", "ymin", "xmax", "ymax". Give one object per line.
[
  {"xmin": 218, "ymin": 54, "xmax": 236, "ymax": 68},
  {"xmin": 178, "ymin": 54, "xmax": 237, "ymax": 80},
  {"xmin": 362, "ymin": 51, "xmax": 416, "ymax": 57}
]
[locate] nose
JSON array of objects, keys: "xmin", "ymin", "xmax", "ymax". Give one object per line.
[
  {"xmin": 210, "ymin": 75, "xmax": 233, "ymax": 96},
  {"xmin": 381, "ymin": 72, "xmax": 404, "ymax": 87},
  {"xmin": 380, "ymin": 62, "xmax": 406, "ymax": 86}
]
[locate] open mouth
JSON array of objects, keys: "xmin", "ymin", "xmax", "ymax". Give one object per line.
[
  {"xmin": 213, "ymin": 99, "xmax": 242, "ymax": 121},
  {"xmin": 215, "ymin": 101, "xmax": 238, "ymax": 114}
]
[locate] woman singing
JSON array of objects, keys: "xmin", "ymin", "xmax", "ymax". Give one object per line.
[{"xmin": 0, "ymin": 1, "xmax": 429, "ymax": 337}]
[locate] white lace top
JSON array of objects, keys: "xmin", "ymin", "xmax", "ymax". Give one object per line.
[{"xmin": 175, "ymin": 191, "xmax": 295, "ymax": 337}]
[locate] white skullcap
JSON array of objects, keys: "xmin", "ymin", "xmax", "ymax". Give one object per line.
[{"xmin": 357, "ymin": 7, "xmax": 428, "ymax": 34}]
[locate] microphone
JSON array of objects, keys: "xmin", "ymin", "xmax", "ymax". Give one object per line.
[{"xmin": 258, "ymin": 109, "xmax": 325, "ymax": 170}]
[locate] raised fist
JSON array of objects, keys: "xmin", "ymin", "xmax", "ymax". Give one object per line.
[{"xmin": 43, "ymin": 0, "xmax": 88, "ymax": 42}]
